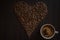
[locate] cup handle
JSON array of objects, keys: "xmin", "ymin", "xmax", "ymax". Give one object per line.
[{"xmin": 55, "ymin": 31, "xmax": 59, "ymax": 34}]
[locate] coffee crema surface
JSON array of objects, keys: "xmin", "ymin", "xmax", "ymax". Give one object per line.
[{"xmin": 14, "ymin": 1, "xmax": 48, "ymax": 37}]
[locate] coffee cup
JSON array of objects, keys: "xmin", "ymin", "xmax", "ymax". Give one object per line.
[{"xmin": 40, "ymin": 24, "xmax": 59, "ymax": 39}]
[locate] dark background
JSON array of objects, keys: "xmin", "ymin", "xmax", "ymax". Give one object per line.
[{"xmin": 1, "ymin": 0, "xmax": 60, "ymax": 40}]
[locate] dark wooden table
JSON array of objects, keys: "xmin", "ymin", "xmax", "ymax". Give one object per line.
[{"xmin": 1, "ymin": 0, "xmax": 60, "ymax": 40}]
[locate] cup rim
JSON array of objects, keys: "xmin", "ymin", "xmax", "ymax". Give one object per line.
[{"xmin": 40, "ymin": 24, "xmax": 55, "ymax": 39}]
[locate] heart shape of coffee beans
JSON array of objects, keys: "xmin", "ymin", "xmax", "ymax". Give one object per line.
[{"xmin": 14, "ymin": 1, "xmax": 48, "ymax": 37}]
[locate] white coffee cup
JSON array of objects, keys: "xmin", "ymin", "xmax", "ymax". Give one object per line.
[{"xmin": 40, "ymin": 24, "xmax": 59, "ymax": 39}]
